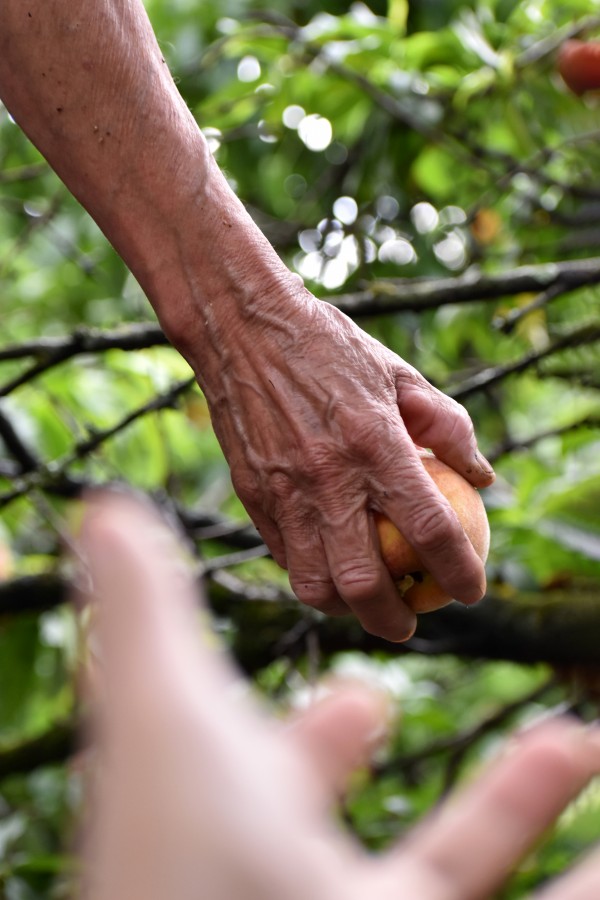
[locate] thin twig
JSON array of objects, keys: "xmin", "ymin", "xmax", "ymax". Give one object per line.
[
  {"xmin": 0, "ymin": 377, "xmax": 195, "ymax": 509},
  {"xmin": 493, "ymin": 283, "xmax": 571, "ymax": 334},
  {"xmin": 488, "ymin": 415, "xmax": 600, "ymax": 464},
  {"xmin": 0, "ymin": 323, "xmax": 168, "ymax": 394},
  {"xmin": 377, "ymin": 677, "xmax": 556, "ymax": 781},
  {"xmin": 449, "ymin": 321, "xmax": 600, "ymax": 400}
]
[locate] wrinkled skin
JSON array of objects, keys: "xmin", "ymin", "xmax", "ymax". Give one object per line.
[
  {"xmin": 78, "ymin": 494, "xmax": 600, "ymax": 900},
  {"xmin": 192, "ymin": 289, "xmax": 494, "ymax": 641},
  {"xmin": 0, "ymin": 0, "xmax": 494, "ymax": 641}
]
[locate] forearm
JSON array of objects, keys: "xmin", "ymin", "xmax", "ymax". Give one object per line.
[
  {"xmin": 0, "ymin": 1, "xmax": 495, "ymax": 640},
  {"xmin": 0, "ymin": 1, "xmax": 300, "ymax": 383}
]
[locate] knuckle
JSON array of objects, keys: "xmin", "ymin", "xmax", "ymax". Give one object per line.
[
  {"xmin": 345, "ymin": 415, "xmax": 396, "ymax": 463},
  {"xmin": 331, "ymin": 558, "xmax": 381, "ymax": 605},
  {"xmin": 450, "ymin": 401, "xmax": 475, "ymax": 440},
  {"xmin": 395, "ymin": 363, "xmax": 424, "ymax": 390},
  {"xmin": 300, "ymin": 441, "xmax": 338, "ymax": 484},
  {"xmin": 266, "ymin": 468, "xmax": 294, "ymax": 501},
  {"xmin": 230, "ymin": 468, "xmax": 262, "ymax": 509},
  {"xmin": 346, "ymin": 423, "xmax": 377, "ymax": 459},
  {"xmin": 291, "ymin": 576, "xmax": 339, "ymax": 611},
  {"xmin": 409, "ymin": 502, "xmax": 457, "ymax": 555}
]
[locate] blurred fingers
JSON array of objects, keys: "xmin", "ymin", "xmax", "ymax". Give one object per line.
[
  {"xmin": 77, "ymin": 492, "xmax": 232, "ymax": 738},
  {"xmin": 286, "ymin": 682, "xmax": 391, "ymax": 799},
  {"xmin": 386, "ymin": 718, "xmax": 600, "ymax": 900},
  {"xmin": 534, "ymin": 844, "xmax": 600, "ymax": 899}
]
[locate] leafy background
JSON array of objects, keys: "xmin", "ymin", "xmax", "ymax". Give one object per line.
[{"xmin": 1, "ymin": 0, "xmax": 600, "ymax": 896}]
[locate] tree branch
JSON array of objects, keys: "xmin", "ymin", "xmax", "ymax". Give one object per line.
[
  {"xmin": 515, "ymin": 14, "xmax": 600, "ymax": 68},
  {"xmin": 492, "ymin": 282, "xmax": 568, "ymax": 334},
  {"xmin": 0, "ymin": 377, "xmax": 195, "ymax": 509},
  {"xmin": 0, "ymin": 162, "xmax": 48, "ymax": 184},
  {"xmin": 2, "ymin": 259, "xmax": 600, "ymax": 385},
  {"xmin": 0, "ymin": 404, "xmax": 39, "ymax": 472},
  {"xmin": 449, "ymin": 321, "xmax": 600, "ymax": 400},
  {"xmin": 3, "ymin": 570, "xmax": 599, "ymax": 669},
  {"xmin": 0, "ymin": 323, "xmax": 168, "ymax": 395},
  {"xmin": 377, "ymin": 677, "xmax": 556, "ymax": 780},
  {"xmin": 334, "ymin": 258, "xmax": 600, "ymax": 318},
  {"xmin": 0, "ymin": 720, "xmax": 76, "ymax": 781},
  {"xmin": 488, "ymin": 415, "xmax": 600, "ymax": 464}
]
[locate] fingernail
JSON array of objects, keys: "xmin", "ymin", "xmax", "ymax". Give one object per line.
[
  {"xmin": 456, "ymin": 582, "xmax": 486, "ymax": 606},
  {"xmin": 475, "ymin": 449, "xmax": 495, "ymax": 476}
]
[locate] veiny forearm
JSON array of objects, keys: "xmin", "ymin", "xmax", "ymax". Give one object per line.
[
  {"xmin": 0, "ymin": 2, "xmax": 495, "ymax": 640},
  {"xmin": 0, "ymin": 1, "xmax": 300, "ymax": 376}
]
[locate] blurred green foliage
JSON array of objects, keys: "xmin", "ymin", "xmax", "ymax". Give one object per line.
[{"xmin": 1, "ymin": 0, "xmax": 600, "ymax": 896}]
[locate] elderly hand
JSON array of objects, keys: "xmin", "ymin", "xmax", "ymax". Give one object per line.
[
  {"xmin": 0, "ymin": 0, "xmax": 493, "ymax": 642},
  {"xmin": 195, "ymin": 287, "xmax": 494, "ymax": 641}
]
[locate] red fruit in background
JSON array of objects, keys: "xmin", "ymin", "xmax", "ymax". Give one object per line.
[{"xmin": 558, "ymin": 40, "xmax": 600, "ymax": 95}]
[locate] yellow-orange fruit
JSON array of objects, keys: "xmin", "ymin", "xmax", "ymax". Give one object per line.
[
  {"xmin": 0, "ymin": 541, "xmax": 13, "ymax": 582},
  {"xmin": 375, "ymin": 453, "xmax": 490, "ymax": 613}
]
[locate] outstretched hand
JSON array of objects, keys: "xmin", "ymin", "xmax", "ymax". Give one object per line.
[{"xmin": 77, "ymin": 493, "xmax": 599, "ymax": 900}]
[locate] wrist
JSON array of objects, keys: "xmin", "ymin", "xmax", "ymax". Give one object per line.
[{"xmin": 137, "ymin": 156, "xmax": 309, "ymax": 385}]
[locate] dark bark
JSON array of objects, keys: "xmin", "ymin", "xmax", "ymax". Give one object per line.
[
  {"xmin": 2, "ymin": 570, "xmax": 598, "ymax": 669},
  {"xmin": 0, "ymin": 720, "xmax": 76, "ymax": 781}
]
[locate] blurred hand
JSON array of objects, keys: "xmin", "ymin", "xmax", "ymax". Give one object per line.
[{"xmin": 77, "ymin": 494, "xmax": 598, "ymax": 900}]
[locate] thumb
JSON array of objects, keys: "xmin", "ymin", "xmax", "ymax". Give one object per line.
[
  {"xmin": 397, "ymin": 375, "xmax": 495, "ymax": 487},
  {"xmin": 285, "ymin": 682, "xmax": 392, "ymax": 800}
]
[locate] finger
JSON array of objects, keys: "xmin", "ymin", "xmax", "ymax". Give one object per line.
[
  {"xmin": 321, "ymin": 500, "xmax": 417, "ymax": 641},
  {"xmin": 378, "ymin": 442, "xmax": 487, "ymax": 606},
  {"xmin": 386, "ymin": 719, "xmax": 600, "ymax": 900},
  {"xmin": 239, "ymin": 501, "xmax": 288, "ymax": 569},
  {"xmin": 535, "ymin": 844, "xmax": 600, "ymax": 899},
  {"xmin": 283, "ymin": 518, "xmax": 351, "ymax": 616},
  {"xmin": 397, "ymin": 372, "xmax": 494, "ymax": 488},
  {"xmin": 228, "ymin": 465, "xmax": 288, "ymax": 568},
  {"xmin": 77, "ymin": 492, "xmax": 233, "ymax": 737},
  {"xmin": 285, "ymin": 682, "xmax": 391, "ymax": 799}
]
